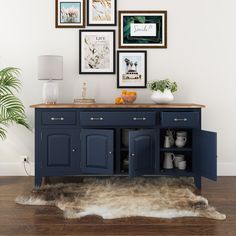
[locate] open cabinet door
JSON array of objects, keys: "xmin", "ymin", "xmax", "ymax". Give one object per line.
[
  {"xmin": 195, "ymin": 130, "xmax": 217, "ymax": 181},
  {"xmin": 129, "ymin": 130, "xmax": 155, "ymax": 177}
]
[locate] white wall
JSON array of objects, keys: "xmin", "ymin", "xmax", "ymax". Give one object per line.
[{"xmin": 0, "ymin": 0, "xmax": 235, "ymax": 175}]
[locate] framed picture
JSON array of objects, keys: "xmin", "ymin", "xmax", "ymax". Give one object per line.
[
  {"xmin": 87, "ymin": 0, "xmax": 117, "ymax": 26},
  {"xmin": 117, "ymin": 51, "xmax": 147, "ymax": 88},
  {"xmin": 119, "ymin": 11, "xmax": 167, "ymax": 48},
  {"xmin": 55, "ymin": 0, "xmax": 85, "ymax": 28},
  {"xmin": 79, "ymin": 30, "xmax": 116, "ymax": 74}
]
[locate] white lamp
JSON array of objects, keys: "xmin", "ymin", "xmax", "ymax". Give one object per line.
[{"xmin": 38, "ymin": 55, "xmax": 63, "ymax": 104}]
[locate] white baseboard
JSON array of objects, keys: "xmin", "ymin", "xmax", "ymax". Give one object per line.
[
  {"xmin": 217, "ymin": 162, "xmax": 236, "ymax": 176},
  {"xmin": 0, "ymin": 162, "xmax": 235, "ymax": 176},
  {"xmin": 0, "ymin": 162, "xmax": 35, "ymax": 176}
]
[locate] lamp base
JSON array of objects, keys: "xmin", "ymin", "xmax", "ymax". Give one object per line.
[{"xmin": 42, "ymin": 81, "xmax": 59, "ymax": 104}]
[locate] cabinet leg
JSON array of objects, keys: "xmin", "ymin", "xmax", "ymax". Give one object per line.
[
  {"xmin": 194, "ymin": 176, "xmax": 202, "ymax": 189},
  {"xmin": 35, "ymin": 174, "xmax": 43, "ymax": 187}
]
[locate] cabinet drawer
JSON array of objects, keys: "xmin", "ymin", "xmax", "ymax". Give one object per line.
[
  {"xmin": 80, "ymin": 112, "xmax": 156, "ymax": 126},
  {"xmin": 161, "ymin": 112, "xmax": 199, "ymax": 128},
  {"xmin": 42, "ymin": 111, "xmax": 76, "ymax": 125}
]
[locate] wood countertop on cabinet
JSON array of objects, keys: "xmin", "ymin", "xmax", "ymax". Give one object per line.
[{"xmin": 30, "ymin": 103, "xmax": 205, "ymax": 109}]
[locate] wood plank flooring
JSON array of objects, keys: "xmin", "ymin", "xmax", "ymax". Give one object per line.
[{"xmin": 0, "ymin": 177, "xmax": 235, "ymax": 236}]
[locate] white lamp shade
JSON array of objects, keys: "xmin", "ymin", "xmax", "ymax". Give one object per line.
[{"xmin": 38, "ymin": 55, "xmax": 63, "ymax": 80}]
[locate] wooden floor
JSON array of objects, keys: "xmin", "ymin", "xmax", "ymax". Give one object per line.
[{"xmin": 0, "ymin": 177, "xmax": 235, "ymax": 236}]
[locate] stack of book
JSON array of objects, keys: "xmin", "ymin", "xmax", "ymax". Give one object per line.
[{"xmin": 74, "ymin": 99, "xmax": 96, "ymax": 104}]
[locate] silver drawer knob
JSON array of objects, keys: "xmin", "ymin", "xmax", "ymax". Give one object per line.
[
  {"xmin": 109, "ymin": 151, "xmax": 112, "ymax": 155},
  {"xmin": 174, "ymin": 118, "xmax": 188, "ymax": 122},
  {"xmin": 131, "ymin": 153, "xmax": 135, "ymax": 157},
  {"xmin": 51, "ymin": 117, "xmax": 64, "ymax": 121},
  {"xmin": 72, "ymin": 149, "xmax": 76, "ymax": 152},
  {"xmin": 133, "ymin": 117, "xmax": 146, "ymax": 121},
  {"xmin": 90, "ymin": 117, "xmax": 104, "ymax": 121}
]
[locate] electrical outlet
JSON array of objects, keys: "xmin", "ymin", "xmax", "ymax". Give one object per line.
[{"xmin": 20, "ymin": 156, "xmax": 29, "ymax": 163}]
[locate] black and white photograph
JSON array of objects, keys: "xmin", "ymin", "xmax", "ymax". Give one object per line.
[
  {"xmin": 117, "ymin": 51, "xmax": 147, "ymax": 88},
  {"xmin": 79, "ymin": 30, "xmax": 115, "ymax": 74}
]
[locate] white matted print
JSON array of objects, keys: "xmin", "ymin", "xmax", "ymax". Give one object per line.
[
  {"xmin": 79, "ymin": 30, "xmax": 115, "ymax": 74},
  {"xmin": 87, "ymin": 0, "xmax": 117, "ymax": 26},
  {"xmin": 117, "ymin": 51, "xmax": 147, "ymax": 88},
  {"xmin": 130, "ymin": 23, "xmax": 157, "ymax": 37},
  {"xmin": 55, "ymin": 0, "xmax": 85, "ymax": 28}
]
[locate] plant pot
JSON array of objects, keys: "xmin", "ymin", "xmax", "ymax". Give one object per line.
[{"xmin": 151, "ymin": 89, "xmax": 174, "ymax": 104}]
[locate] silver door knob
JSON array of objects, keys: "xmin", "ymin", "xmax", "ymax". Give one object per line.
[
  {"xmin": 131, "ymin": 153, "xmax": 135, "ymax": 157},
  {"xmin": 109, "ymin": 151, "xmax": 112, "ymax": 155},
  {"xmin": 72, "ymin": 149, "xmax": 76, "ymax": 152}
]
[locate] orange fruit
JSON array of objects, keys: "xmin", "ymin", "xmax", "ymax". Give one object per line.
[
  {"xmin": 115, "ymin": 97, "xmax": 124, "ymax": 104},
  {"xmin": 115, "ymin": 97, "xmax": 120, "ymax": 104}
]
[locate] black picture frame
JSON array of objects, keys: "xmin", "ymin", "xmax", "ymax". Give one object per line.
[
  {"xmin": 87, "ymin": 0, "xmax": 117, "ymax": 26},
  {"xmin": 117, "ymin": 50, "xmax": 147, "ymax": 88},
  {"xmin": 79, "ymin": 30, "xmax": 116, "ymax": 74}
]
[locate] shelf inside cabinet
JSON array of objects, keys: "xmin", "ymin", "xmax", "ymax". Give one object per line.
[
  {"xmin": 160, "ymin": 168, "xmax": 193, "ymax": 176},
  {"xmin": 160, "ymin": 147, "xmax": 192, "ymax": 152},
  {"xmin": 160, "ymin": 129, "xmax": 192, "ymax": 151}
]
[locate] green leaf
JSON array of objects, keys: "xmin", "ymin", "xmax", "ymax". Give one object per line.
[
  {"xmin": 0, "ymin": 94, "xmax": 25, "ymax": 119},
  {"xmin": 0, "ymin": 67, "xmax": 30, "ymax": 139},
  {"xmin": 148, "ymin": 79, "xmax": 178, "ymax": 93},
  {"xmin": 0, "ymin": 126, "xmax": 7, "ymax": 140},
  {"xmin": 134, "ymin": 16, "xmax": 146, "ymax": 23},
  {"xmin": 9, "ymin": 113, "xmax": 31, "ymax": 130},
  {"xmin": 0, "ymin": 67, "xmax": 21, "ymax": 92},
  {"xmin": 0, "ymin": 85, "xmax": 12, "ymax": 95}
]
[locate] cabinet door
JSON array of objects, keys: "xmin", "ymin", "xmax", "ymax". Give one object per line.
[
  {"xmin": 194, "ymin": 130, "xmax": 217, "ymax": 181},
  {"xmin": 129, "ymin": 130, "xmax": 155, "ymax": 177},
  {"xmin": 41, "ymin": 129, "xmax": 78, "ymax": 173},
  {"xmin": 80, "ymin": 129, "xmax": 114, "ymax": 174}
]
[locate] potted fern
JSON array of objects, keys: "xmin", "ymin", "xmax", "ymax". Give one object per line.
[
  {"xmin": 0, "ymin": 67, "xmax": 30, "ymax": 139},
  {"xmin": 148, "ymin": 79, "xmax": 178, "ymax": 104}
]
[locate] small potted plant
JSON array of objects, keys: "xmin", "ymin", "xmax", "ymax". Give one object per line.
[{"xmin": 148, "ymin": 79, "xmax": 177, "ymax": 104}]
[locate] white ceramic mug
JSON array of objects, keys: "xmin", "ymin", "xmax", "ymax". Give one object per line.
[
  {"xmin": 175, "ymin": 136, "xmax": 187, "ymax": 148},
  {"xmin": 163, "ymin": 153, "xmax": 175, "ymax": 169},
  {"xmin": 174, "ymin": 154, "xmax": 185, "ymax": 168},
  {"xmin": 178, "ymin": 161, "xmax": 187, "ymax": 170}
]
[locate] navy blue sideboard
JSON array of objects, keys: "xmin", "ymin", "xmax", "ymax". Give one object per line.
[{"xmin": 31, "ymin": 103, "xmax": 217, "ymax": 189}]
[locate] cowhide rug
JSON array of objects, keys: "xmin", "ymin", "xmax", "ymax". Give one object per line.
[{"xmin": 15, "ymin": 177, "xmax": 226, "ymax": 220}]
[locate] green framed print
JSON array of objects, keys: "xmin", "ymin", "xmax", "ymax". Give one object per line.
[
  {"xmin": 55, "ymin": 0, "xmax": 85, "ymax": 28},
  {"xmin": 119, "ymin": 11, "xmax": 167, "ymax": 48}
]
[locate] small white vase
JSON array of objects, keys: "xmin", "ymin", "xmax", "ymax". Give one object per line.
[{"xmin": 151, "ymin": 89, "xmax": 174, "ymax": 104}]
